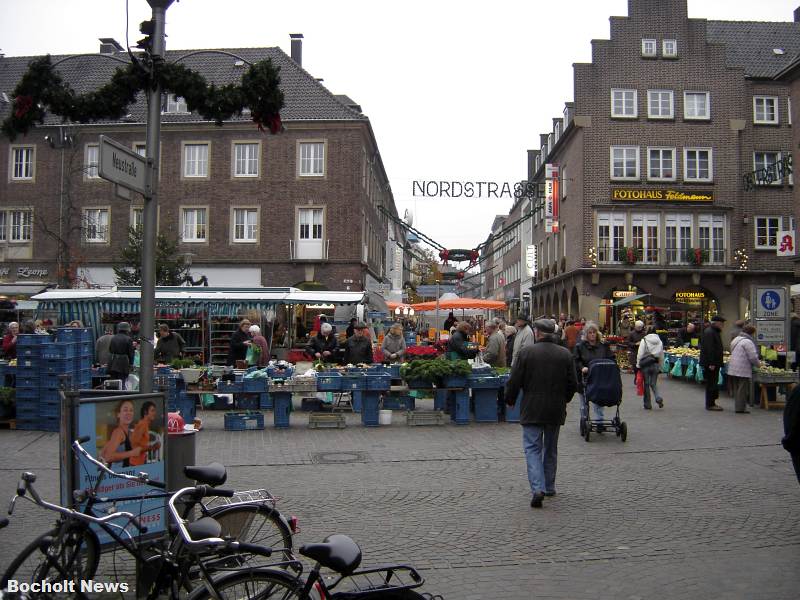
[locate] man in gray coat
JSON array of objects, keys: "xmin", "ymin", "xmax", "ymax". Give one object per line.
[
  {"xmin": 505, "ymin": 319, "xmax": 577, "ymax": 508},
  {"xmin": 511, "ymin": 314, "xmax": 534, "ymax": 368},
  {"xmin": 482, "ymin": 321, "xmax": 506, "ymax": 368}
]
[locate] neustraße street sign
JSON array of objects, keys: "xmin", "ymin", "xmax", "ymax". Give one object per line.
[{"xmin": 98, "ymin": 135, "xmax": 148, "ymax": 196}]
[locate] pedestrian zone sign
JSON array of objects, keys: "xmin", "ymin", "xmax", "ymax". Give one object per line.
[{"xmin": 755, "ymin": 287, "xmax": 786, "ymax": 319}]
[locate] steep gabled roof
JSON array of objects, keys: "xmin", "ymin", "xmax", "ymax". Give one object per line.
[
  {"xmin": 0, "ymin": 46, "xmax": 367, "ymax": 126},
  {"xmin": 706, "ymin": 20, "xmax": 800, "ymax": 79}
]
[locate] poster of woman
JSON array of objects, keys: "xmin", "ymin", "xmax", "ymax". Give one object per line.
[{"xmin": 98, "ymin": 399, "xmax": 163, "ymax": 467}]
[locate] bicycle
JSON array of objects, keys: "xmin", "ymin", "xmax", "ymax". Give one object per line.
[{"xmin": 2, "ymin": 438, "xmax": 297, "ymax": 599}]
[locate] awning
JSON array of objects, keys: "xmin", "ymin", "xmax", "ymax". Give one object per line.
[
  {"xmin": 611, "ymin": 293, "xmax": 649, "ymax": 307},
  {"xmin": 411, "ymin": 298, "xmax": 507, "ymax": 312},
  {"xmin": 0, "ymin": 283, "xmax": 51, "ymax": 297}
]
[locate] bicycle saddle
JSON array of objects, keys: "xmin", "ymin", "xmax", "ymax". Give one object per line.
[
  {"xmin": 300, "ymin": 534, "xmax": 362, "ymax": 575},
  {"xmin": 186, "ymin": 516, "xmax": 222, "ymax": 541},
  {"xmin": 183, "ymin": 463, "xmax": 227, "ymax": 486}
]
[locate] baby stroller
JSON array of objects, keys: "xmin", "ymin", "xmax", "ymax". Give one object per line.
[{"xmin": 579, "ymin": 358, "xmax": 627, "ymax": 442}]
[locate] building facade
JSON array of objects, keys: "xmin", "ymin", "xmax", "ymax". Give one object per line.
[
  {"xmin": 527, "ymin": 0, "xmax": 797, "ymax": 333},
  {"xmin": 0, "ymin": 37, "xmax": 401, "ymax": 295}
]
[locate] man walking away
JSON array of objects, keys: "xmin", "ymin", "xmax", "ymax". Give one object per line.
[
  {"xmin": 95, "ymin": 326, "xmax": 114, "ymax": 367},
  {"xmin": 108, "ymin": 322, "xmax": 135, "ymax": 389},
  {"xmin": 783, "ymin": 384, "xmax": 800, "ymax": 484},
  {"xmin": 699, "ymin": 315, "xmax": 726, "ymax": 411},
  {"xmin": 483, "ymin": 321, "xmax": 506, "ymax": 368},
  {"xmin": 505, "ymin": 319, "xmax": 577, "ymax": 508}
]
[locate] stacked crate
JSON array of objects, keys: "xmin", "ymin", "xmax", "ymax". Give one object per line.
[
  {"xmin": 15, "ymin": 334, "xmax": 57, "ymax": 431},
  {"xmin": 53, "ymin": 327, "xmax": 93, "ymax": 390}
]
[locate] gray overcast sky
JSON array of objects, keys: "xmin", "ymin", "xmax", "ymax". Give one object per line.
[{"xmin": 1, "ymin": 0, "xmax": 797, "ymax": 251}]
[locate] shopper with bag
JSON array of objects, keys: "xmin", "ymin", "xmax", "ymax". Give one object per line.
[
  {"xmin": 637, "ymin": 327, "xmax": 665, "ymax": 409},
  {"xmin": 727, "ymin": 324, "xmax": 760, "ymax": 413},
  {"xmin": 248, "ymin": 325, "xmax": 270, "ymax": 367}
]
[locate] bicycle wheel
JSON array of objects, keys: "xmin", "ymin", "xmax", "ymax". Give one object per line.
[
  {"xmin": 2, "ymin": 523, "xmax": 99, "ymax": 599},
  {"xmin": 208, "ymin": 504, "xmax": 295, "ymax": 563},
  {"xmin": 188, "ymin": 567, "xmax": 302, "ymax": 600}
]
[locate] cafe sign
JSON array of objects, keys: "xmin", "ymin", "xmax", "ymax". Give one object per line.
[
  {"xmin": 612, "ymin": 188, "xmax": 713, "ymax": 202},
  {"xmin": 0, "ymin": 266, "xmax": 50, "ymax": 279}
]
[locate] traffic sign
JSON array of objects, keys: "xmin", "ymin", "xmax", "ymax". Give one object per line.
[
  {"xmin": 755, "ymin": 320, "xmax": 785, "ymax": 344},
  {"xmin": 98, "ymin": 135, "xmax": 149, "ymax": 196},
  {"xmin": 754, "ymin": 287, "xmax": 786, "ymax": 319}
]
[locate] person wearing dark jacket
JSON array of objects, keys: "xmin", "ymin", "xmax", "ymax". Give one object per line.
[
  {"xmin": 573, "ymin": 322, "xmax": 615, "ymax": 423},
  {"xmin": 154, "ymin": 323, "xmax": 185, "ymax": 364},
  {"xmin": 783, "ymin": 384, "xmax": 800, "ymax": 484},
  {"xmin": 306, "ymin": 323, "xmax": 339, "ymax": 361},
  {"xmin": 345, "ymin": 318, "xmax": 358, "ymax": 339},
  {"xmin": 443, "ymin": 312, "xmax": 457, "ymax": 331},
  {"xmin": 678, "ymin": 322, "xmax": 699, "ymax": 347},
  {"xmin": 227, "ymin": 319, "xmax": 252, "ymax": 366},
  {"xmin": 699, "ymin": 315, "xmax": 726, "ymax": 411},
  {"xmin": 505, "ymin": 319, "xmax": 577, "ymax": 508},
  {"xmin": 626, "ymin": 320, "xmax": 645, "ymax": 375},
  {"xmin": 108, "ymin": 322, "xmax": 136, "ymax": 387},
  {"xmin": 504, "ymin": 325, "xmax": 516, "ymax": 367},
  {"xmin": 344, "ymin": 323, "xmax": 374, "ymax": 364},
  {"xmin": 790, "ymin": 313, "xmax": 800, "ymax": 370},
  {"xmin": 447, "ymin": 322, "xmax": 478, "ymax": 360}
]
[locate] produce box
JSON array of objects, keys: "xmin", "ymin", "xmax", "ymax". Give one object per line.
[{"xmin": 224, "ymin": 411, "xmax": 264, "ymax": 431}]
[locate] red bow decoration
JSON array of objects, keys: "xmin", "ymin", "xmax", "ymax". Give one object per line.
[
  {"xmin": 252, "ymin": 111, "xmax": 282, "ymax": 134},
  {"xmin": 439, "ymin": 249, "xmax": 450, "ymax": 262},
  {"xmin": 14, "ymin": 95, "xmax": 33, "ymax": 119},
  {"xmin": 694, "ymin": 248, "xmax": 702, "ymax": 264}
]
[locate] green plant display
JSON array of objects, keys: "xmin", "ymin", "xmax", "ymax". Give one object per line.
[
  {"xmin": 0, "ymin": 387, "xmax": 15, "ymax": 406},
  {"xmin": 170, "ymin": 358, "xmax": 195, "ymax": 369},
  {"xmin": 401, "ymin": 358, "xmax": 472, "ymax": 383}
]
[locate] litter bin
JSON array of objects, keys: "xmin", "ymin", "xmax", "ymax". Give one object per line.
[{"xmin": 166, "ymin": 429, "xmax": 197, "ymax": 490}]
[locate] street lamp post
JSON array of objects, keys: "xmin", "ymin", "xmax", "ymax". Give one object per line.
[{"xmin": 139, "ymin": 0, "xmax": 175, "ymax": 393}]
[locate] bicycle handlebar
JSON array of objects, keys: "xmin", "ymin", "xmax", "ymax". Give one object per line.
[{"xmin": 72, "ymin": 438, "xmax": 166, "ymax": 489}]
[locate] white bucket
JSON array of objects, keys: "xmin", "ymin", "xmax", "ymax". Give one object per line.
[{"xmin": 379, "ymin": 409, "xmax": 392, "ymax": 425}]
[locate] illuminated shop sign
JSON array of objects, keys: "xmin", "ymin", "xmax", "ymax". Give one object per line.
[{"xmin": 611, "ymin": 189, "xmax": 713, "ymax": 202}]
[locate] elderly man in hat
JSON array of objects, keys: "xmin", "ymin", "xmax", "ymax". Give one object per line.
[
  {"xmin": 108, "ymin": 322, "xmax": 136, "ymax": 388},
  {"xmin": 505, "ymin": 319, "xmax": 577, "ymax": 508},
  {"xmin": 512, "ymin": 314, "xmax": 534, "ymax": 368},
  {"xmin": 699, "ymin": 315, "xmax": 727, "ymax": 411},
  {"xmin": 344, "ymin": 322, "xmax": 374, "ymax": 365}
]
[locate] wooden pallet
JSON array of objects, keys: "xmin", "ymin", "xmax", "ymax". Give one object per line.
[
  {"xmin": 308, "ymin": 412, "xmax": 346, "ymax": 429},
  {"xmin": 405, "ymin": 410, "xmax": 445, "ymax": 426},
  {"xmin": 0, "ymin": 419, "xmax": 17, "ymax": 430}
]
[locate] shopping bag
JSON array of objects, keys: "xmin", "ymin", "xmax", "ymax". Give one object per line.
[
  {"xmin": 695, "ymin": 366, "xmax": 704, "ymax": 383},
  {"xmin": 635, "ymin": 370, "xmax": 644, "ymax": 396},
  {"xmin": 670, "ymin": 361, "xmax": 683, "ymax": 378},
  {"xmin": 246, "ymin": 344, "xmax": 258, "ymax": 366},
  {"xmin": 717, "ymin": 370, "xmax": 724, "ymax": 386},
  {"xmin": 685, "ymin": 361, "xmax": 695, "ymax": 379},
  {"xmin": 201, "ymin": 393, "xmax": 215, "ymax": 408},
  {"xmin": 660, "ymin": 358, "xmax": 670, "ymax": 374},
  {"xmin": 133, "ymin": 349, "xmax": 140, "ymax": 368}
]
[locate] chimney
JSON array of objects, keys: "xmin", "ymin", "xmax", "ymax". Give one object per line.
[
  {"xmin": 290, "ymin": 33, "xmax": 303, "ymax": 66},
  {"xmin": 99, "ymin": 38, "xmax": 123, "ymax": 54},
  {"xmin": 795, "ymin": 6, "xmax": 800, "ymax": 22}
]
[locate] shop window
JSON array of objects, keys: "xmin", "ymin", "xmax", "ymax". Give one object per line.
[
  {"xmin": 698, "ymin": 214, "xmax": 725, "ymax": 263},
  {"xmin": 754, "ymin": 216, "xmax": 780, "ymax": 249},
  {"xmin": 631, "ymin": 213, "xmax": 659, "ymax": 263},
  {"xmin": 597, "ymin": 212, "xmax": 625, "ymax": 263},
  {"xmin": 665, "ymin": 214, "xmax": 692, "ymax": 264},
  {"xmin": 647, "ymin": 90, "xmax": 673, "ymax": 119}
]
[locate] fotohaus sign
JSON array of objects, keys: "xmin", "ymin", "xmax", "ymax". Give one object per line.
[{"xmin": 611, "ymin": 188, "xmax": 713, "ymax": 202}]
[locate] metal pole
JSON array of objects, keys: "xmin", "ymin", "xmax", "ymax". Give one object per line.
[
  {"xmin": 435, "ymin": 281, "xmax": 440, "ymax": 341},
  {"xmin": 140, "ymin": 0, "xmax": 174, "ymax": 393}
]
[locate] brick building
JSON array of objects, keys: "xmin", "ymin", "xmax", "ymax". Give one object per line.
[
  {"xmin": 525, "ymin": 0, "xmax": 797, "ymax": 333},
  {"xmin": 0, "ymin": 36, "xmax": 401, "ymax": 295}
]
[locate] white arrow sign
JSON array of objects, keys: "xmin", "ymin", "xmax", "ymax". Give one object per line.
[{"xmin": 98, "ymin": 135, "xmax": 149, "ymax": 196}]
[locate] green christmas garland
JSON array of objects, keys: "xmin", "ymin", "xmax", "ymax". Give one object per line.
[{"xmin": 2, "ymin": 55, "xmax": 284, "ymax": 141}]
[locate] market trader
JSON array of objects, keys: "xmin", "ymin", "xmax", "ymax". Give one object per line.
[
  {"xmin": 306, "ymin": 322, "xmax": 338, "ymax": 362},
  {"xmin": 344, "ymin": 323, "xmax": 374, "ymax": 365}
]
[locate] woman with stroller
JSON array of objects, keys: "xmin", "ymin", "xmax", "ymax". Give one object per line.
[
  {"xmin": 573, "ymin": 322, "xmax": 615, "ymax": 427},
  {"xmin": 636, "ymin": 327, "xmax": 665, "ymax": 409}
]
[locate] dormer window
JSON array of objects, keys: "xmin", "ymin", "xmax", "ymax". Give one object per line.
[
  {"xmin": 663, "ymin": 39, "xmax": 677, "ymax": 58},
  {"xmin": 164, "ymin": 94, "xmax": 188, "ymax": 114},
  {"xmin": 642, "ymin": 39, "xmax": 657, "ymax": 57}
]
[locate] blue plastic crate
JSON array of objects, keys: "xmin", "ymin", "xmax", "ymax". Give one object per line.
[
  {"xmin": 40, "ymin": 403, "xmax": 60, "ymax": 418},
  {"xmin": 341, "ymin": 374, "xmax": 366, "ymax": 391},
  {"xmin": 360, "ymin": 390, "xmax": 381, "ymax": 427},
  {"xmin": 449, "ymin": 389, "xmax": 471, "ymax": 425},
  {"xmin": 40, "ymin": 389, "xmax": 61, "ymax": 403},
  {"xmin": 316, "ymin": 373, "xmax": 342, "ymax": 391},
  {"xmin": 224, "ymin": 411, "xmax": 264, "ymax": 431},
  {"xmin": 43, "ymin": 358, "xmax": 77, "ymax": 374},
  {"xmin": 351, "ymin": 390, "xmax": 363, "ymax": 413},
  {"xmin": 16, "ymin": 334, "xmax": 50, "ymax": 346},
  {"xmin": 381, "ymin": 395, "xmax": 413, "ymax": 411},
  {"xmin": 168, "ymin": 394, "xmax": 196, "ymax": 423},
  {"xmin": 39, "ymin": 374, "xmax": 64, "ymax": 389},
  {"xmin": 16, "ymin": 346, "xmax": 42, "ymax": 361},
  {"xmin": 16, "ymin": 375, "xmax": 40, "ymax": 389},
  {"xmin": 441, "ymin": 375, "xmax": 468, "ymax": 389},
  {"xmin": 243, "ymin": 378, "xmax": 268, "ymax": 393},
  {"xmin": 365, "ymin": 374, "xmax": 391, "ymax": 391},
  {"xmin": 266, "ymin": 366, "xmax": 294, "ymax": 379},
  {"xmin": 15, "ymin": 388, "xmax": 39, "ymax": 402},
  {"xmin": 42, "ymin": 343, "xmax": 79, "ymax": 360},
  {"xmin": 259, "ymin": 392, "xmax": 273, "ymax": 410},
  {"xmin": 236, "ymin": 394, "xmax": 260, "ymax": 410},
  {"xmin": 388, "ymin": 364, "xmax": 402, "ymax": 378},
  {"xmin": 468, "ymin": 376, "xmax": 501, "ymax": 389},
  {"xmin": 271, "ymin": 392, "xmax": 292, "ymax": 428},
  {"xmin": 472, "ymin": 388, "xmax": 499, "ymax": 423},
  {"xmin": 365, "ymin": 365, "xmax": 387, "ymax": 374},
  {"xmin": 407, "ymin": 378, "xmax": 434, "ymax": 389},
  {"xmin": 217, "ymin": 381, "xmax": 243, "ymax": 394},
  {"xmin": 54, "ymin": 328, "xmax": 84, "ymax": 343},
  {"xmin": 434, "ymin": 389, "xmax": 448, "ymax": 411},
  {"xmin": 15, "ymin": 365, "xmax": 39, "ymax": 378}
]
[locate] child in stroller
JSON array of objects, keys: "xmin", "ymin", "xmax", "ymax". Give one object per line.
[{"xmin": 580, "ymin": 358, "xmax": 627, "ymax": 442}]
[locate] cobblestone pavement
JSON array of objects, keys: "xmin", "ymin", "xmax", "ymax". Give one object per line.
[{"xmin": 1, "ymin": 374, "xmax": 798, "ymax": 599}]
